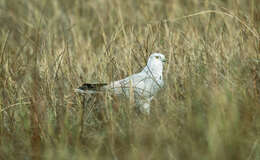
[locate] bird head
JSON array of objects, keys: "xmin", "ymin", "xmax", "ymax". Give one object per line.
[
  {"xmin": 147, "ymin": 53, "xmax": 167, "ymax": 66},
  {"xmin": 145, "ymin": 53, "xmax": 167, "ymax": 75}
]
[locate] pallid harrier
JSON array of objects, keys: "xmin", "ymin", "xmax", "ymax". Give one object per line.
[{"xmin": 75, "ymin": 53, "xmax": 166, "ymax": 114}]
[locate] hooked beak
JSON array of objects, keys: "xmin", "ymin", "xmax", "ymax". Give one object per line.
[{"xmin": 162, "ymin": 58, "xmax": 167, "ymax": 63}]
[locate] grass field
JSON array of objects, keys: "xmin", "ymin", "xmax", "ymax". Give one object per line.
[{"xmin": 0, "ymin": 0, "xmax": 260, "ymax": 159}]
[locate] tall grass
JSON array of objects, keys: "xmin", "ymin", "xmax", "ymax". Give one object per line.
[{"xmin": 0, "ymin": 0, "xmax": 259, "ymax": 159}]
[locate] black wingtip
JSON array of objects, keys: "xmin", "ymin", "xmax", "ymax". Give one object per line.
[{"xmin": 78, "ymin": 83, "xmax": 108, "ymax": 91}]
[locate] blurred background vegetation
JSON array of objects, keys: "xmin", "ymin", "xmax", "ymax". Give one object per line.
[{"xmin": 0, "ymin": 0, "xmax": 260, "ymax": 159}]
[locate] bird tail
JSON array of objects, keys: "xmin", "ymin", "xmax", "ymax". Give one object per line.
[{"xmin": 74, "ymin": 83, "xmax": 108, "ymax": 94}]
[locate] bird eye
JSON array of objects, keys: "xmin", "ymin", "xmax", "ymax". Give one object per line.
[{"xmin": 155, "ymin": 56, "xmax": 160, "ymax": 59}]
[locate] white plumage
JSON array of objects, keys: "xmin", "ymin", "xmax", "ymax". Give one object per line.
[{"xmin": 75, "ymin": 53, "xmax": 166, "ymax": 114}]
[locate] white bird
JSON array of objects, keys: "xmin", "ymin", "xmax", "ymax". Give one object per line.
[{"xmin": 75, "ymin": 53, "xmax": 167, "ymax": 114}]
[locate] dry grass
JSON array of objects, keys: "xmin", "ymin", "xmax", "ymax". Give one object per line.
[{"xmin": 0, "ymin": 0, "xmax": 260, "ymax": 159}]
